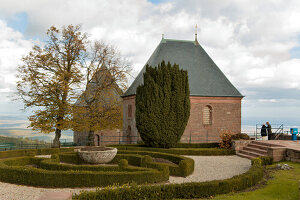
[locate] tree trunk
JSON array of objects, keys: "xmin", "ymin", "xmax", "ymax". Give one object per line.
[
  {"xmin": 87, "ymin": 130, "xmax": 95, "ymax": 146},
  {"xmin": 53, "ymin": 128, "xmax": 61, "ymax": 148}
]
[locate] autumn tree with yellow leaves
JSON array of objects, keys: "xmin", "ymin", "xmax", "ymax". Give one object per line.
[{"xmin": 16, "ymin": 25, "xmax": 130, "ymax": 147}]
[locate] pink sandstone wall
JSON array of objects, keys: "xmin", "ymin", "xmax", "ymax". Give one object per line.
[
  {"xmin": 74, "ymin": 129, "xmax": 121, "ymax": 146},
  {"xmin": 122, "ymin": 95, "xmax": 242, "ymax": 143}
]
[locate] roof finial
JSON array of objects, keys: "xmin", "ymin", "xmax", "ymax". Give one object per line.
[
  {"xmin": 195, "ymin": 24, "xmax": 198, "ymax": 41},
  {"xmin": 194, "ymin": 24, "xmax": 199, "ymax": 45}
]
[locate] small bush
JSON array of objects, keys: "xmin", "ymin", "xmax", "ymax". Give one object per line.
[
  {"xmin": 112, "ymin": 154, "xmax": 144, "ymax": 166},
  {"xmin": 251, "ymin": 157, "xmax": 262, "ymax": 166},
  {"xmin": 118, "ymin": 159, "xmax": 128, "ymax": 169},
  {"xmin": 219, "ymin": 130, "xmax": 233, "ymax": 149},
  {"xmin": 141, "ymin": 155, "xmax": 153, "ymax": 167},
  {"xmin": 257, "ymin": 156, "xmax": 273, "ymax": 166},
  {"xmin": 231, "ymin": 133, "xmax": 250, "ymax": 140}
]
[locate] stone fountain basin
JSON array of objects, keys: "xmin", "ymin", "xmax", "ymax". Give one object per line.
[{"xmin": 77, "ymin": 147, "xmax": 117, "ymax": 164}]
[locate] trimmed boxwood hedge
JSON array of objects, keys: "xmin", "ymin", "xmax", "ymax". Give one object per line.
[
  {"xmin": 57, "ymin": 152, "xmax": 86, "ymax": 165},
  {"xmin": 0, "ymin": 147, "xmax": 74, "ymax": 159},
  {"xmin": 110, "ymin": 142, "xmax": 220, "ymax": 149},
  {"xmin": 57, "ymin": 150, "xmax": 193, "ymax": 177},
  {"xmin": 0, "ymin": 155, "xmax": 169, "ymax": 187},
  {"xmin": 173, "ymin": 142, "xmax": 219, "ymax": 148},
  {"xmin": 39, "ymin": 157, "xmax": 147, "ymax": 172},
  {"xmin": 111, "ymin": 146, "xmax": 234, "ymax": 156},
  {"xmin": 73, "ymin": 158, "xmax": 264, "ymax": 200},
  {"xmin": 117, "ymin": 150, "xmax": 194, "ymax": 177}
]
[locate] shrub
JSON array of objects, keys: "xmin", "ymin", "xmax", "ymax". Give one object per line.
[
  {"xmin": 141, "ymin": 155, "xmax": 153, "ymax": 167},
  {"xmin": 135, "ymin": 61, "xmax": 190, "ymax": 148},
  {"xmin": 255, "ymin": 156, "xmax": 273, "ymax": 166},
  {"xmin": 219, "ymin": 130, "xmax": 233, "ymax": 149},
  {"xmin": 118, "ymin": 159, "xmax": 129, "ymax": 169},
  {"xmin": 231, "ymin": 133, "xmax": 250, "ymax": 140},
  {"xmin": 112, "ymin": 154, "xmax": 144, "ymax": 166}
]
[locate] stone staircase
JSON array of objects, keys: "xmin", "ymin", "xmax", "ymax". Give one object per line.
[{"xmin": 236, "ymin": 141, "xmax": 269, "ymax": 159}]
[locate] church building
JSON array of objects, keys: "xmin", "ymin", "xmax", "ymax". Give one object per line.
[{"xmin": 122, "ymin": 35, "xmax": 243, "ymax": 143}]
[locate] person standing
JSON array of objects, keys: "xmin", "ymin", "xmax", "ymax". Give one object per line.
[
  {"xmin": 261, "ymin": 124, "xmax": 267, "ymax": 140},
  {"xmin": 266, "ymin": 122, "xmax": 273, "ymax": 140}
]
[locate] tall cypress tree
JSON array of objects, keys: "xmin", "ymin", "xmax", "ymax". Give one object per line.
[{"xmin": 135, "ymin": 61, "xmax": 190, "ymax": 148}]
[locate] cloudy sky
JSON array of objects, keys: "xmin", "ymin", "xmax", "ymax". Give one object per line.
[{"xmin": 0, "ymin": 0, "xmax": 300, "ymax": 141}]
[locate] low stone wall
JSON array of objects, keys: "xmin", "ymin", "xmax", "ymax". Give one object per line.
[
  {"xmin": 267, "ymin": 147, "xmax": 287, "ymax": 162},
  {"xmin": 286, "ymin": 149, "xmax": 300, "ymax": 163},
  {"xmin": 232, "ymin": 140, "xmax": 252, "ymax": 152},
  {"xmin": 267, "ymin": 147, "xmax": 300, "ymax": 162},
  {"xmin": 277, "ymin": 134, "xmax": 300, "ymax": 140}
]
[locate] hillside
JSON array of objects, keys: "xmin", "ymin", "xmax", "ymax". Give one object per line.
[{"xmin": 0, "ymin": 135, "xmax": 48, "ymax": 144}]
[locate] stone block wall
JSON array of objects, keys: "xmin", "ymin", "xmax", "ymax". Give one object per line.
[
  {"xmin": 267, "ymin": 147, "xmax": 287, "ymax": 162},
  {"xmin": 182, "ymin": 96, "xmax": 242, "ymax": 143},
  {"xmin": 232, "ymin": 140, "xmax": 252, "ymax": 152},
  {"xmin": 286, "ymin": 149, "xmax": 300, "ymax": 163},
  {"xmin": 74, "ymin": 129, "xmax": 121, "ymax": 146}
]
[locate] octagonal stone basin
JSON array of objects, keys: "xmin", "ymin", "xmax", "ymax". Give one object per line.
[{"xmin": 77, "ymin": 147, "xmax": 117, "ymax": 164}]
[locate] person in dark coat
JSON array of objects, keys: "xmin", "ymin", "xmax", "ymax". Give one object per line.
[
  {"xmin": 266, "ymin": 122, "xmax": 273, "ymax": 140},
  {"xmin": 261, "ymin": 124, "xmax": 267, "ymax": 140}
]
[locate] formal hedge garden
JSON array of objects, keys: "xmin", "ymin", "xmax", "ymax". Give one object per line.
[
  {"xmin": 0, "ymin": 147, "xmax": 197, "ymax": 187},
  {"xmin": 0, "ymin": 143, "xmax": 270, "ymax": 199},
  {"xmin": 73, "ymin": 156, "xmax": 266, "ymax": 200}
]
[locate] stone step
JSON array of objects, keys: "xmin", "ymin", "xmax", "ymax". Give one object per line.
[
  {"xmin": 239, "ymin": 149, "xmax": 267, "ymax": 158},
  {"xmin": 252, "ymin": 140, "xmax": 283, "ymax": 147},
  {"xmin": 251, "ymin": 140, "xmax": 272, "ymax": 147},
  {"xmin": 247, "ymin": 143, "xmax": 269, "ymax": 151},
  {"xmin": 243, "ymin": 146, "xmax": 268, "ymax": 154},
  {"xmin": 236, "ymin": 152, "xmax": 256, "ymax": 160}
]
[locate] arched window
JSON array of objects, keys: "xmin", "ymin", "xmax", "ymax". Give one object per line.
[
  {"xmin": 128, "ymin": 105, "xmax": 132, "ymax": 118},
  {"xmin": 203, "ymin": 105, "xmax": 212, "ymax": 125}
]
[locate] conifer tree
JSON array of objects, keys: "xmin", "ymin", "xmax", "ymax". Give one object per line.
[{"xmin": 135, "ymin": 61, "xmax": 190, "ymax": 148}]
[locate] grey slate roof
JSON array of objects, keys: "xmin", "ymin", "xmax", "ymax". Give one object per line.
[{"xmin": 123, "ymin": 38, "xmax": 243, "ymax": 97}]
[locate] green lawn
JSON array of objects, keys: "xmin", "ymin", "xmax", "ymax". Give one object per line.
[{"xmin": 201, "ymin": 162, "xmax": 300, "ymax": 200}]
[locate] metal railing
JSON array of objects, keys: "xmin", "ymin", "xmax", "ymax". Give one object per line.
[
  {"xmin": 255, "ymin": 124, "xmax": 284, "ymax": 140},
  {"xmin": 76, "ymin": 135, "xmax": 221, "ymax": 146},
  {"xmin": 0, "ymin": 141, "xmax": 75, "ymax": 151}
]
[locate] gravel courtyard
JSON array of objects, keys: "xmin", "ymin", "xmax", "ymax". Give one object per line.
[{"xmin": 0, "ymin": 155, "xmax": 251, "ymax": 200}]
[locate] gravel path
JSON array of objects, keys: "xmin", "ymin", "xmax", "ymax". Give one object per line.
[
  {"xmin": 0, "ymin": 155, "xmax": 251, "ymax": 200},
  {"xmin": 169, "ymin": 155, "xmax": 251, "ymax": 183}
]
